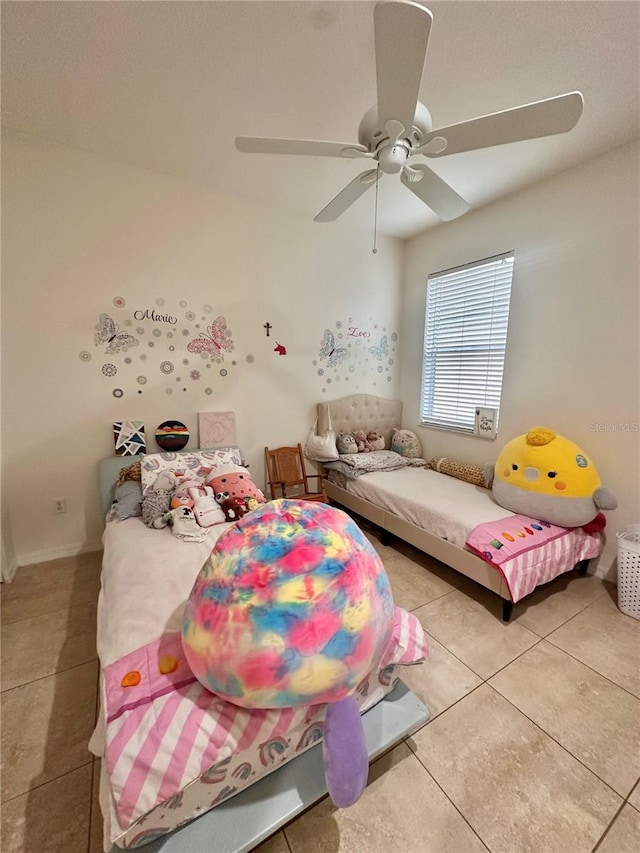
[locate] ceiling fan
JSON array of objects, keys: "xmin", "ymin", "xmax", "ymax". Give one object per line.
[{"xmin": 235, "ymin": 1, "xmax": 584, "ymax": 224}]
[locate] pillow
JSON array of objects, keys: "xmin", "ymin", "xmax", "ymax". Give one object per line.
[
  {"xmin": 116, "ymin": 459, "xmax": 141, "ymax": 487},
  {"xmin": 429, "ymin": 456, "xmax": 487, "ymax": 487},
  {"xmin": 114, "ymin": 480, "xmax": 142, "ymax": 520},
  {"xmin": 207, "ymin": 469, "xmax": 266, "ymax": 504},
  {"xmin": 325, "ymin": 450, "xmax": 408, "ymax": 479},
  {"xmin": 390, "ymin": 429, "xmax": 422, "ymax": 459},
  {"xmin": 140, "ymin": 447, "xmax": 242, "ymax": 493}
]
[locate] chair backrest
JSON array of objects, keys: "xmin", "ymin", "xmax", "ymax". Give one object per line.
[{"xmin": 264, "ymin": 443, "xmax": 323, "ymax": 501}]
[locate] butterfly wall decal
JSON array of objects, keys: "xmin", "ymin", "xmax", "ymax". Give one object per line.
[
  {"xmin": 319, "ymin": 329, "xmax": 349, "ymax": 367},
  {"xmin": 368, "ymin": 335, "xmax": 389, "ymax": 360},
  {"xmin": 94, "ymin": 314, "xmax": 139, "ymax": 354},
  {"xmin": 187, "ymin": 316, "xmax": 234, "ymax": 362}
]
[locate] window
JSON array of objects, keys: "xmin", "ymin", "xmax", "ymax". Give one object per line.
[{"xmin": 420, "ymin": 251, "xmax": 514, "ymax": 435}]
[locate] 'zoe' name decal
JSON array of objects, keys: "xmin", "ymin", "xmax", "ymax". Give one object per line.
[{"xmin": 347, "ymin": 327, "xmax": 370, "ymax": 338}]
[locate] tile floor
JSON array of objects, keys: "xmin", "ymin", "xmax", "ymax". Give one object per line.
[{"xmin": 1, "ymin": 523, "xmax": 639, "ymax": 853}]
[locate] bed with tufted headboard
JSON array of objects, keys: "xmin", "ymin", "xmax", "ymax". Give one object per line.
[{"xmin": 317, "ymin": 394, "xmax": 600, "ymax": 622}]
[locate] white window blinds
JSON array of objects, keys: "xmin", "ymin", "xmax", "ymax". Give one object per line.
[{"xmin": 420, "ymin": 251, "xmax": 514, "ymax": 433}]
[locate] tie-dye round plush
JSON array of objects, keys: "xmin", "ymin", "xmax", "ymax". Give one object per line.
[{"xmin": 182, "ymin": 499, "xmax": 394, "ymax": 709}]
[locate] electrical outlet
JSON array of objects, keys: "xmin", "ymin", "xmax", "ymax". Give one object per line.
[{"xmin": 54, "ymin": 498, "xmax": 67, "ymax": 514}]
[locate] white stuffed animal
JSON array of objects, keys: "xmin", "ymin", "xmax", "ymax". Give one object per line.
[{"xmin": 188, "ymin": 486, "xmax": 226, "ymax": 527}]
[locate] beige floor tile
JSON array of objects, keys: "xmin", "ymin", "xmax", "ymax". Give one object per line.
[
  {"xmin": 362, "ymin": 528, "xmax": 397, "ymax": 560},
  {"xmin": 490, "ymin": 641, "xmax": 640, "ymax": 796},
  {"xmin": 284, "ymin": 742, "xmax": 486, "ymax": 853},
  {"xmin": 413, "ymin": 589, "xmax": 539, "ymax": 679},
  {"xmin": 1, "ymin": 661, "xmax": 98, "ymax": 801},
  {"xmin": 0, "ymin": 764, "xmax": 92, "ymax": 853},
  {"xmin": 513, "ymin": 572, "xmax": 611, "ymax": 636},
  {"xmin": 547, "ymin": 592, "xmax": 640, "ymax": 697},
  {"xmin": 628, "ymin": 780, "xmax": 640, "ymax": 810},
  {"xmin": 383, "ymin": 550, "xmax": 456, "ymax": 612},
  {"xmin": 1, "ymin": 603, "xmax": 98, "ymax": 691},
  {"xmin": 410, "ymin": 684, "xmax": 621, "ymax": 853},
  {"xmin": 400, "ymin": 631, "xmax": 482, "ymax": 719},
  {"xmin": 254, "ymin": 831, "xmax": 291, "ymax": 853},
  {"xmin": 1, "ymin": 551, "xmax": 102, "ymax": 624},
  {"xmin": 596, "ymin": 803, "xmax": 640, "ymax": 853},
  {"xmin": 89, "ymin": 760, "xmax": 104, "ymax": 853}
]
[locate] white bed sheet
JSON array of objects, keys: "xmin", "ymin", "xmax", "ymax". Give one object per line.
[
  {"xmin": 96, "ymin": 518, "xmax": 230, "ymax": 667},
  {"xmin": 339, "ymin": 467, "xmax": 516, "ymax": 547},
  {"xmin": 93, "ymin": 518, "xmax": 231, "ymax": 849}
]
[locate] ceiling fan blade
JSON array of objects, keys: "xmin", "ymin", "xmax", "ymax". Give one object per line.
[
  {"xmin": 314, "ymin": 169, "xmax": 380, "ymax": 222},
  {"xmin": 401, "ymin": 164, "xmax": 470, "ymax": 221},
  {"xmin": 415, "ymin": 91, "xmax": 584, "ymax": 157},
  {"xmin": 235, "ymin": 137, "xmax": 370, "ymax": 159},
  {"xmin": 375, "ymin": 1, "xmax": 433, "ymax": 136}
]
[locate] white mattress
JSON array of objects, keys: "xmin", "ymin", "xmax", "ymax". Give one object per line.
[{"xmin": 338, "ymin": 467, "xmax": 515, "ymax": 548}]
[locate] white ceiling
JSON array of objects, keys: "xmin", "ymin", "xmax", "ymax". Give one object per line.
[{"xmin": 2, "ymin": 1, "xmax": 639, "ymax": 240}]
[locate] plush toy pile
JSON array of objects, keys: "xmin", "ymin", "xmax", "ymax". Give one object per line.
[
  {"xmin": 337, "ymin": 430, "xmax": 386, "ymax": 454},
  {"xmin": 485, "ymin": 426, "xmax": 617, "ymax": 529},
  {"xmin": 141, "ymin": 464, "xmax": 266, "ymax": 539},
  {"xmin": 182, "ymin": 498, "xmax": 395, "ymax": 807}
]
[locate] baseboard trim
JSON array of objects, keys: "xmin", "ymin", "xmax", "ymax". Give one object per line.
[
  {"xmin": 17, "ymin": 540, "xmax": 103, "ymax": 569},
  {"xmin": 1, "ymin": 556, "xmax": 20, "ymax": 583}
]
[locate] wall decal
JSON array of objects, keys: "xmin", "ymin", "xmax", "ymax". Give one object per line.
[
  {"xmin": 274, "ymin": 342, "xmax": 287, "ymax": 356},
  {"xmin": 94, "ymin": 313, "xmax": 139, "ymax": 354},
  {"xmin": 113, "ymin": 389, "xmax": 124, "ymax": 398},
  {"xmin": 319, "ymin": 329, "xmax": 349, "ymax": 367},
  {"xmin": 155, "ymin": 420, "xmax": 189, "ymax": 451},
  {"xmin": 187, "ymin": 316, "xmax": 234, "ymax": 362},
  {"xmin": 198, "ymin": 412, "xmax": 236, "ymax": 448},
  {"xmin": 264, "ymin": 322, "xmax": 272, "ymax": 336},
  {"xmin": 114, "ymin": 421, "xmax": 146, "ymax": 456},
  {"xmin": 85, "ymin": 301, "xmax": 243, "ymax": 398},
  {"xmin": 368, "ymin": 335, "xmax": 389, "ymax": 360},
  {"xmin": 312, "ymin": 317, "xmax": 398, "ymax": 390}
]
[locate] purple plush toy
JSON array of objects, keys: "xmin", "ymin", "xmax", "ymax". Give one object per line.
[{"xmin": 182, "ymin": 499, "xmax": 395, "ymax": 807}]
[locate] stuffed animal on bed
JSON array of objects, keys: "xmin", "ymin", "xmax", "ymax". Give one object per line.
[
  {"xmin": 484, "ymin": 426, "xmax": 617, "ymax": 529},
  {"xmin": 390, "ymin": 429, "xmax": 422, "ymax": 458},
  {"xmin": 214, "ymin": 490, "xmax": 245, "ymax": 522},
  {"xmin": 188, "ymin": 486, "xmax": 226, "ymax": 527},
  {"xmin": 182, "ymin": 499, "xmax": 395, "ymax": 809},
  {"xmin": 367, "ymin": 431, "xmax": 385, "ymax": 451},
  {"xmin": 353, "ymin": 429, "xmax": 373, "ymax": 452},
  {"xmin": 337, "ymin": 433, "xmax": 358, "ymax": 454}
]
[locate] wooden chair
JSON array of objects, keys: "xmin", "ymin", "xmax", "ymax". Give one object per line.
[{"xmin": 264, "ymin": 443, "xmax": 327, "ymax": 503}]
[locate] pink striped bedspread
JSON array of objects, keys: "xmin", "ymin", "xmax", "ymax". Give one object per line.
[
  {"xmin": 103, "ymin": 606, "xmax": 427, "ymax": 833},
  {"xmin": 465, "ymin": 514, "xmax": 603, "ymax": 603}
]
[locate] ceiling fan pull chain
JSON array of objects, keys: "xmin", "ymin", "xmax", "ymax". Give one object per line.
[{"xmin": 372, "ymin": 165, "xmax": 380, "ymax": 254}]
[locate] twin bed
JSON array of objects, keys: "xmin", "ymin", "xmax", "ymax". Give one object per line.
[
  {"xmin": 316, "ymin": 394, "xmax": 602, "ymax": 622},
  {"xmin": 92, "ymin": 393, "xmax": 602, "ymax": 850},
  {"xmin": 92, "ymin": 446, "xmax": 428, "ymax": 851}
]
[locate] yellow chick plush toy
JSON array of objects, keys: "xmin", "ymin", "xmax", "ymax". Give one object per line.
[{"xmin": 485, "ymin": 427, "xmax": 617, "ymax": 528}]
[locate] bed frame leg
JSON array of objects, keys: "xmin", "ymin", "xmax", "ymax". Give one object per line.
[
  {"xmin": 380, "ymin": 528, "xmax": 392, "ymax": 547},
  {"xmin": 578, "ymin": 559, "xmax": 589, "ymax": 575},
  {"xmin": 502, "ymin": 599, "xmax": 513, "ymax": 623}
]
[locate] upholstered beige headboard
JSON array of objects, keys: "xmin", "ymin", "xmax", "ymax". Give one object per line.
[{"xmin": 317, "ymin": 394, "xmax": 403, "ymax": 447}]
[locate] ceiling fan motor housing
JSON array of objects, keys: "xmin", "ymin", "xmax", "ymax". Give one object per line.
[{"xmin": 358, "ymin": 101, "xmax": 433, "ymax": 152}]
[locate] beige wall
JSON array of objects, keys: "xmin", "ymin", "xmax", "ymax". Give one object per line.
[
  {"xmin": 1, "ymin": 132, "xmax": 404, "ymax": 566},
  {"xmin": 401, "ymin": 141, "xmax": 640, "ymax": 579}
]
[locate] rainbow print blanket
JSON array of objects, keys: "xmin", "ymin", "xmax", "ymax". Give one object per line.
[
  {"xmin": 465, "ymin": 514, "xmax": 603, "ymax": 602},
  {"xmin": 102, "ymin": 606, "xmax": 427, "ymax": 840}
]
